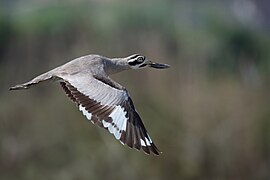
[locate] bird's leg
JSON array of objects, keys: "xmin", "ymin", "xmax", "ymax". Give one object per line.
[{"xmin": 9, "ymin": 72, "xmax": 54, "ymax": 90}]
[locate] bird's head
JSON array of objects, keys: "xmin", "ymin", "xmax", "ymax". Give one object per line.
[{"xmin": 126, "ymin": 54, "xmax": 170, "ymax": 69}]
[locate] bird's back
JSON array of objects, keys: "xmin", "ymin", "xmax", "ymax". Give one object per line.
[{"xmin": 52, "ymin": 54, "xmax": 107, "ymax": 77}]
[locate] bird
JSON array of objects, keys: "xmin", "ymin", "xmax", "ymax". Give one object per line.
[{"xmin": 10, "ymin": 54, "xmax": 170, "ymax": 155}]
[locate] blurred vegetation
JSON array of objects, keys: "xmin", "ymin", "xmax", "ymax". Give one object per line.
[{"xmin": 1, "ymin": 0, "xmax": 270, "ymax": 179}]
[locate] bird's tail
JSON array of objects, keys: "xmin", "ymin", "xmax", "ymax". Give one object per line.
[{"xmin": 9, "ymin": 72, "xmax": 54, "ymax": 90}]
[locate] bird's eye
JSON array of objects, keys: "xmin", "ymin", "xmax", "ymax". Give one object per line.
[
  {"xmin": 137, "ymin": 56, "xmax": 144, "ymax": 62},
  {"xmin": 128, "ymin": 55, "xmax": 145, "ymax": 66}
]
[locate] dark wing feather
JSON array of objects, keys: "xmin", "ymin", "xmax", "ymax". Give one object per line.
[
  {"xmin": 120, "ymin": 97, "xmax": 161, "ymax": 155},
  {"xmin": 58, "ymin": 73, "xmax": 161, "ymax": 155}
]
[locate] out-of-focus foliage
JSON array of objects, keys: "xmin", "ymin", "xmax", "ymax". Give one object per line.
[{"xmin": 1, "ymin": 0, "xmax": 270, "ymax": 179}]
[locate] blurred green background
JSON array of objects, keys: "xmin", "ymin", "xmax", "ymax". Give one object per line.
[{"xmin": 1, "ymin": 0, "xmax": 270, "ymax": 179}]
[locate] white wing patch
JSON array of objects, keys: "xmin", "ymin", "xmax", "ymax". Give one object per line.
[
  {"xmin": 59, "ymin": 77, "xmax": 161, "ymax": 155},
  {"xmin": 102, "ymin": 105, "xmax": 128, "ymax": 140},
  {"xmin": 109, "ymin": 105, "xmax": 127, "ymax": 131},
  {"xmin": 79, "ymin": 104, "xmax": 92, "ymax": 122},
  {"xmin": 140, "ymin": 139, "xmax": 146, "ymax": 146}
]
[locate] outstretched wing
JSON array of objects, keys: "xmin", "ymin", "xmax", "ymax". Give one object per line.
[{"xmin": 58, "ymin": 73, "xmax": 160, "ymax": 155}]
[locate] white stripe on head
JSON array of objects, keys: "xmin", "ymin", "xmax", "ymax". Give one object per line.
[{"xmin": 79, "ymin": 104, "xmax": 92, "ymax": 121}]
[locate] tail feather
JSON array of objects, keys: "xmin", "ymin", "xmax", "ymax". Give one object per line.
[{"xmin": 9, "ymin": 72, "xmax": 54, "ymax": 91}]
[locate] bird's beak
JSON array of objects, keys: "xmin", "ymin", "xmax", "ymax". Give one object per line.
[{"xmin": 148, "ymin": 61, "xmax": 170, "ymax": 69}]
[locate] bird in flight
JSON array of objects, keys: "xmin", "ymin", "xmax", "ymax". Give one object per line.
[{"xmin": 10, "ymin": 54, "xmax": 170, "ymax": 155}]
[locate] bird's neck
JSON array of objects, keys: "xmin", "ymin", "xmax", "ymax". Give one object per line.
[{"xmin": 104, "ymin": 58, "xmax": 131, "ymax": 75}]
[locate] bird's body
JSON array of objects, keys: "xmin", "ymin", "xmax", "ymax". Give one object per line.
[{"xmin": 10, "ymin": 54, "xmax": 170, "ymax": 155}]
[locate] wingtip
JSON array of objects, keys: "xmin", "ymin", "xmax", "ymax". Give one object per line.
[
  {"xmin": 150, "ymin": 146, "xmax": 162, "ymax": 156},
  {"xmin": 153, "ymin": 150, "xmax": 162, "ymax": 156},
  {"xmin": 145, "ymin": 149, "xmax": 161, "ymax": 156}
]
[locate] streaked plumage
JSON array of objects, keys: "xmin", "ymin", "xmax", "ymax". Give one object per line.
[{"xmin": 10, "ymin": 54, "xmax": 170, "ymax": 155}]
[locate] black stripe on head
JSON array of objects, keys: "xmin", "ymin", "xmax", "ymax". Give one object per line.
[
  {"xmin": 139, "ymin": 64, "xmax": 147, "ymax": 68},
  {"xmin": 128, "ymin": 60, "xmax": 141, "ymax": 66},
  {"xmin": 129, "ymin": 54, "xmax": 140, "ymax": 59}
]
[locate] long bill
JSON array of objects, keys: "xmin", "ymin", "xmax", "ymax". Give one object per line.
[{"xmin": 149, "ymin": 62, "xmax": 170, "ymax": 69}]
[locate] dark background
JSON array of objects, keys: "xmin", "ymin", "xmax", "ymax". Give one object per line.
[{"xmin": 1, "ymin": 0, "xmax": 270, "ymax": 179}]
